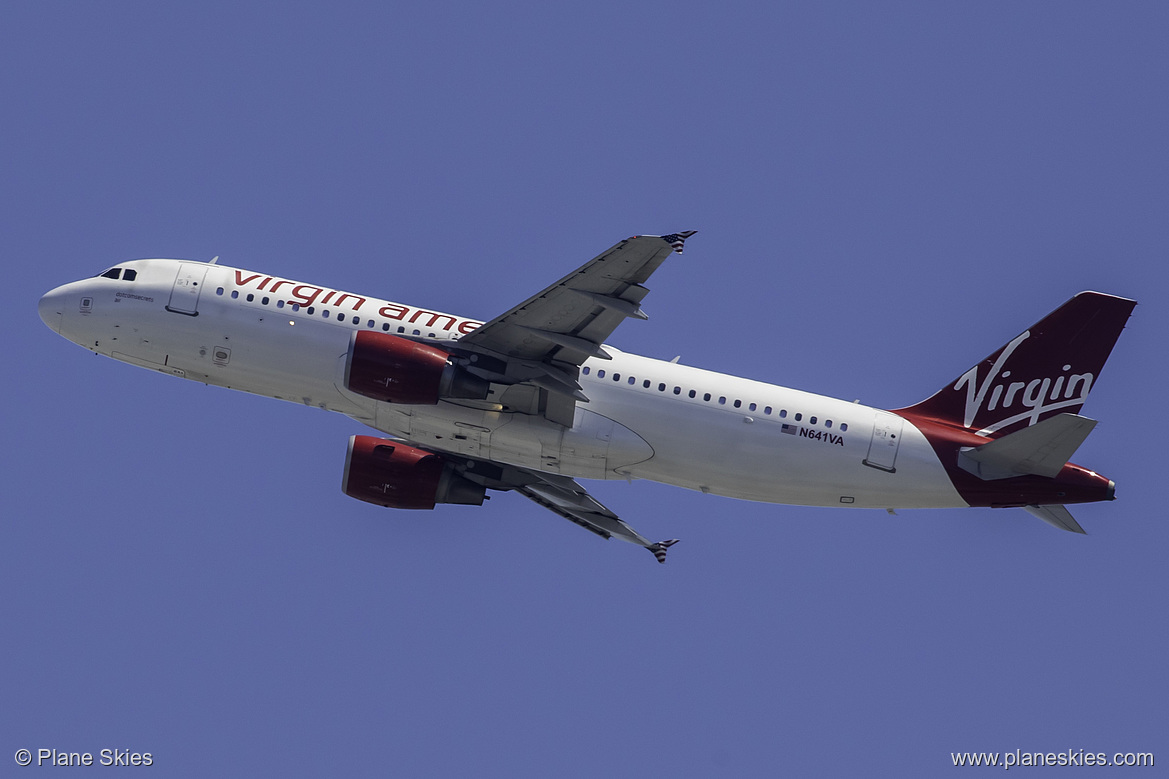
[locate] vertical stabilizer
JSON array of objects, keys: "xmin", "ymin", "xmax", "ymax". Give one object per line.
[{"xmin": 895, "ymin": 292, "xmax": 1135, "ymax": 436}]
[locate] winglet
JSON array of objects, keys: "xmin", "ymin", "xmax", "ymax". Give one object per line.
[
  {"xmin": 647, "ymin": 538, "xmax": 680, "ymax": 563},
  {"xmin": 662, "ymin": 231, "xmax": 697, "ymax": 253}
]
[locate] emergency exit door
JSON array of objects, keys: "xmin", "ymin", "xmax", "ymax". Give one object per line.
[
  {"xmin": 863, "ymin": 411, "xmax": 903, "ymax": 473},
  {"xmin": 166, "ymin": 264, "xmax": 209, "ymax": 315}
]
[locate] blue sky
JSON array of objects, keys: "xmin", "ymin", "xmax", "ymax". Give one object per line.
[{"xmin": 4, "ymin": 2, "xmax": 1166, "ymax": 775}]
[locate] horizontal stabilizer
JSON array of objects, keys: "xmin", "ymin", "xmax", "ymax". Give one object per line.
[
  {"xmin": 957, "ymin": 413, "xmax": 1097, "ymax": 481},
  {"xmin": 1024, "ymin": 504, "xmax": 1086, "ymax": 534}
]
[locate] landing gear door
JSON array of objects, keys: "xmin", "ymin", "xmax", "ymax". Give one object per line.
[
  {"xmin": 167, "ymin": 264, "xmax": 209, "ymax": 316},
  {"xmin": 863, "ymin": 411, "xmax": 903, "ymax": 473}
]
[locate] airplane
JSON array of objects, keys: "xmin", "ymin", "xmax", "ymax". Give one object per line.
[{"xmin": 37, "ymin": 232, "xmax": 1135, "ymax": 563}]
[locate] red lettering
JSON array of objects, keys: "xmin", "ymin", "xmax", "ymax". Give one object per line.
[
  {"xmin": 291, "ymin": 285, "xmax": 324, "ymax": 308},
  {"xmin": 233, "ymin": 271, "xmax": 263, "ymax": 286},
  {"xmin": 334, "ymin": 293, "xmax": 367, "ymax": 312},
  {"xmin": 234, "ymin": 269, "xmax": 481, "ymax": 335},
  {"xmin": 379, "ymin": 303, "xmax": 409, "ymax": 321}
]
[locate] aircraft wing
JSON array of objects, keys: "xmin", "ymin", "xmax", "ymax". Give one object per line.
[
  {"xmin": 449, "ymin": 232, "xmax": 696, "ymax": 425},
  {"xmin": 453, "ymin": 456, "xmax": 679, "ymax": 563}
]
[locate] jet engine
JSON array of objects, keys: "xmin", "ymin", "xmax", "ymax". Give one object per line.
[
  {"xmin": 344, "ymin": 331, "xmax": 489, "ymax": 405},
  {"xmin": 342, "ymin": 435, "xmax": 486, "ymax": 510}
]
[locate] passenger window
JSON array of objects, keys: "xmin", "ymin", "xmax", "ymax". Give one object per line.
[
  {"xmin": 628, "ymin": 377, "xmax": 636, "ymax": 385},
  {"xmin": 323, "ymin": 310, "xmax": 329, "ymax": 317},
  {"xmin": 277, "ymin": 300, "xmax": 285, "ymax": 309},
  {"xmin": 688, "ymin": 389, "xmax": 696, "ymax": 398},
  {"xmin": 613, "ymin": 373, "xmax": 621, "ymax": 381},
  {"xmin": 749, "ymin": 402, "xmax": 757, "ymax": 411},
  {"xmin": 291, "ymin": 303, "xmax": 300, "ymax": 311},
  {"xmin": 704, "ymin": 393, "xmax": 711, "ymax": 401},
  {"xmin": 810, "ymin": 416, "xmax": 817, "ymax": 425},
  {"xmin": 733, "ymin": 399, "xmax": 741, "ymax": 408},
  {"xmin": 795, "ymin": 413, "xmax": 803, "ymax": 421},
  {"xmin": 382, "ymin": 323, "xmax": 390, "ymax": 331},
  {"xmin": 597, "ymin": 370, "xmax": 606, "ymax": 378},
  {"xmin": 825, "ymin": 420, "xmax": 832, "ymax": 428},
  {"xmin": 658, "ymin": 383, "xmax": 666, "ymax": 391},
  {"xmin": 305, "ymin": 306, "xmax": 313, "ymax": 314},
  {"xmin": 582, "ymin": 367, "xmax": 590, "ymax": 375},
  {"xmin": 231, "ymin": 290, "xmax": 239, "ymax": 299},
  {"xmin": 643, "ymin": 379, "xmax": 650, "ymax": 388},
  {"xmin": 840, "ymin": 423, "xmax": 848, "ymax": 432},
  {"xmin": 718, "ymin": 397, "xmax": 726, "ymax": 405},
  {"xmin": 367, "ymin": 320, "xmax": 374, "ymax": 327},
  {"xmin": 123, "ymin": 269, "xmax": 137, "ymax": 281},
  {"xmin": 764, "ymin": 406, "xmax": 772, "ymax": 415},
  {"xmin": 398, "ymin": 326, "xmax": 405, "ymax": 333},
  {"xmin": 412, "ymin": 329, "xmax": 420, "ymax": 335},
  {"xmin": 338, "ymin": 313, "xmax": 345, "ymax": 321},
  {"xmin": 673, "ymin": 386, "xmax": 681, "ymax": 395},
  {"xmin": 779, "ymin": 409, "xmax": 787, "ymax": 418},
  {"xmin": 352, "ymin": 316, "xmax": 359, "ymax": 324},
  {"xmin": 246, "ymin": 293, "xmax": 254, "ymax": 302},
  {"xmin": 261, "ymin": 297, "xmax": 269, "ymax": 305},
  {"xmin": 216, "ymin": 287, "xmax": 224, "ymax": 296}
]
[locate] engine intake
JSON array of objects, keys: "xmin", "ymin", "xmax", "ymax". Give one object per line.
[
  {"xmin": 345, "ymin": 331, "xmax": 489, "ymax": 405},
  {"xmin": 342, "ymin": 435, "xmax": 486, "ymax": 510}
]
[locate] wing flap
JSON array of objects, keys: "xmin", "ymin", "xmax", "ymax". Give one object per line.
[
  {"xmin": 452, "ymin": 455, "xmax": 679, "ymax": 562},
  {"xmin": 457, "ymin": 232, "xmax": 694, "ymax": 365},
  {"xmin": 515, "ymin": 476, "xmax": 648, "ymax": 546},
  {"xmin": 446, "ymin": 232, "xmax": 695, "ymax": 426},
  {"xmin": 515, "ymin": 481, "xmax": 678, "ymax": 563},
  {"xmin": 1024, "ymin": 504, "xmax": 1087, "ymax": 534}
]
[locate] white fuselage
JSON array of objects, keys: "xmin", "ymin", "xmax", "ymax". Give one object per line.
[{"xmin": 39, "ymin": 259, "xmax": 966, "ymax": 510}]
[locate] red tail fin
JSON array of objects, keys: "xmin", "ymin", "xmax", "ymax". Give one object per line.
[{"xmin": 895, "ymin": 291, "xmax": 1136, "ymax": 436}]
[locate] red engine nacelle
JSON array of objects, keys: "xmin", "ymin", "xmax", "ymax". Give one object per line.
[
  {"xmin": 342, "ymin": 435, "xmax": 486, "ymax": 510},
  {"xmin": 344, "ymin": 330, "xmax": 489, "ymax": 405}
]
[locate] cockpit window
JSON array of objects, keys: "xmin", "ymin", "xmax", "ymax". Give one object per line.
[{"xmin": 96, "ymin": 267, "xmax": 137, "ymax": 281}]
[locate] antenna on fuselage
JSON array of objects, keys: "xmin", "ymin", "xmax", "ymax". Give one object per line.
[{"xmin": 209, "ymin": 256, "xmax": 219, "ymax": 265}]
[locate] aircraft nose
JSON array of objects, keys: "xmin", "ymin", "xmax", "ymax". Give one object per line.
[{"xmin": 38, "ymin": 287, "xmax": 66, "ymax": 333}]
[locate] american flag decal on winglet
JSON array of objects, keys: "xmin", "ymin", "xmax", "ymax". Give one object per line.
[
  {"xmin": 662, "ymin": 230, "xmax": 697, "ymax": 253},
  {"xmin": 648, "ymin": 539, "xmax": 680, "ymax": 563}
]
